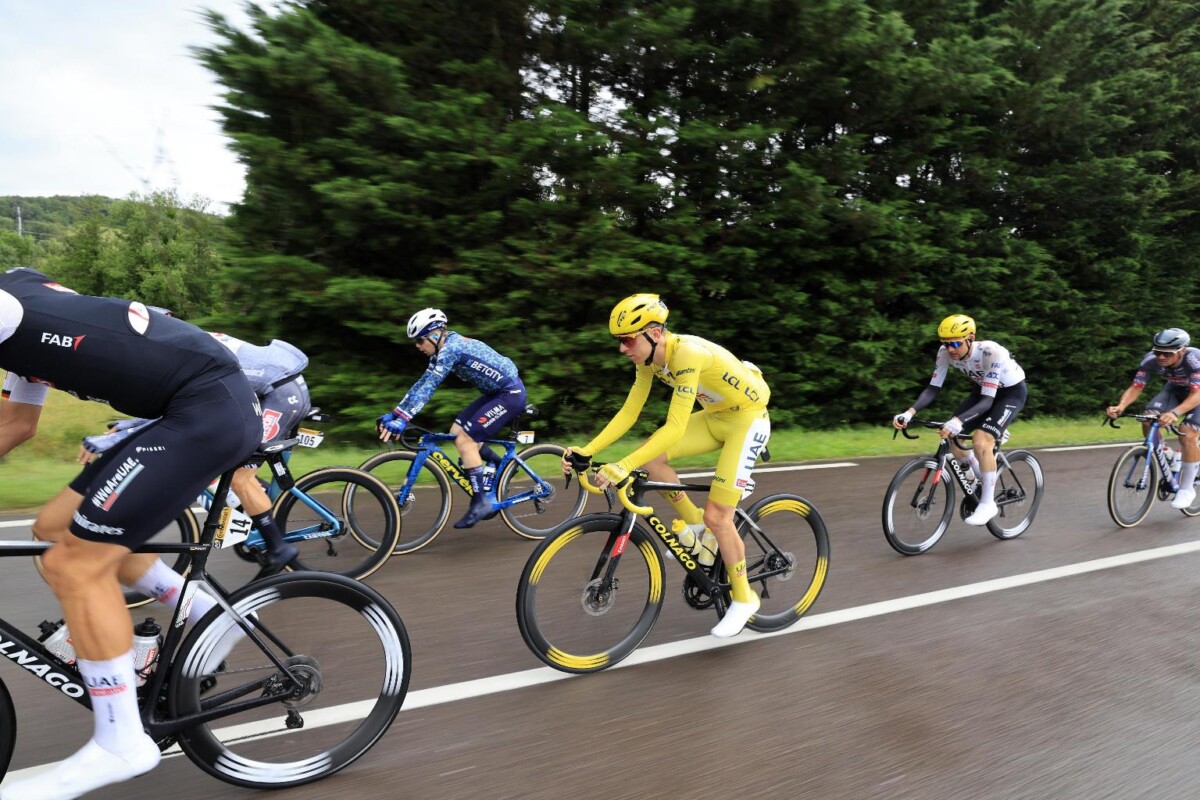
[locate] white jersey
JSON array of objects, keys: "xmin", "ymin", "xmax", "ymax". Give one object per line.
[{"xmin": 929, "ymin": 340, "xmax": 1025, "ymax": 397}]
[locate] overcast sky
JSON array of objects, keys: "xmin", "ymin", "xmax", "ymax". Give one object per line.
[{"xmin": 0, "ymin": 0, "xmax": 255, "ymax": 212}]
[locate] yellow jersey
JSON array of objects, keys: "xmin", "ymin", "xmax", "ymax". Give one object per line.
[{"xmin": 585, "ymin": 333, "xmax": 769, "ymax": 472}]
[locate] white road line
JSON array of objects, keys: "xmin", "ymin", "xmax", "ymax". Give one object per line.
[
  {"xmin": 1042, "ymin": 442, "xmax": 1134, "ymax": 452},
  {"xmin": 5, "ymin": 538, "xmax": 1198, "ymax": 785}
]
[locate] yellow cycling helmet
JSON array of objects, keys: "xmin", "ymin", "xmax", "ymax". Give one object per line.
[
  {"xmin": 937, "ymin": 314, "xmax": 976, "ymax": 340},
  {"xmin": 609, "ymin": 294, "xmax": 669, "ymax": 336}
]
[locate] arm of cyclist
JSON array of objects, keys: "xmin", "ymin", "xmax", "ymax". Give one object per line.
[
  {"xmin": 1106, "ymin": 384, "xmax": 1146, "ymax": 420},
  {"xmin": 593, "ymin": 366, "xmax": 697, "ymax": 489},
  {"xmin": 78, "ymin": 417, "xmax": 156, "ymax": 463},
  {"xmin": 0, "ymin": 395, "xmax": 41, "ymax": 458},
  {"xmin": 893, "ymin": 383, "xmax": 942, "ymax": 429},
  {"xmin": 562, "ymin": 368, "xmax": 653, "ymax": 475},
  {"xmin": 377, "ymin": 353, "xmax": 459, "ymax": 442}
]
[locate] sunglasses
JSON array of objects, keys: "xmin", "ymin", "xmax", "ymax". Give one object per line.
[
  {"xmin": 941, "ymin": 340, "xmax": 967, "ymax": 349},
  {"xmin": 1154, "ymin": 349, "xmax": 1179, "ymax": 357},
  {"xmin": 615, "ymin": 334, "xmax": 640, "ymax": 347}
]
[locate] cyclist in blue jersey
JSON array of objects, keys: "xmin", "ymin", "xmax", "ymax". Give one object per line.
[
  {"xmin": 377, "ymin": 308, "xmax": 526, "ymax": 528},
  {"xmin": 0, "ymin": 268, "xmax": 261, "ymax": 800}
]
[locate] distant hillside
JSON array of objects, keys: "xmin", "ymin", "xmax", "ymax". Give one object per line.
[{"xmin": 1, "ymin": 195, "xmax": 122, "ymax": 239}]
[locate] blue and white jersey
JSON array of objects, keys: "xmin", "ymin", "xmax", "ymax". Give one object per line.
[{"xmin": 396, "ymin": 331, "xmax": 521, "ymax": 418}]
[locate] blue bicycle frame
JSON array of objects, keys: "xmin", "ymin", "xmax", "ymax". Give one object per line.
[
  {"xmin": 1123, "ymin": 419, "xmax": 1185, "ymax": 492},
  {"xmin": 397, "ymin": 432, "xmax": 554, "ymax": 510}
]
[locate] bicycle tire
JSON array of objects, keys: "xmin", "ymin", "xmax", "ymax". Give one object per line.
[
  {"xmin": 736, "ymin": 494, "xmax": 830, "ymax": 633},
  {"xmin": 881, "ymin": 457, "xmax": 955, "ymax": 555},
  {"xmin": 497, "ymin": 443, "xmax": 588, "ymax": 540},
  {"xmin": 986, "ymin": 450, "xmax": 1044, "ymax": 539},
  {"xmin": 354, "ymin": 450, "xmax": 452, "ymax": 554},
  {"xmin": 169, "ymin": 572, "xmax": 410, "ymax": 789},
  {"xmin": 274, "ymin": 467, "xmax": 400, "ymax": 580},
  {"xmin": 32, "ymin": 508, "xmax": 202, "ymax": 609},
  {"xmin": 516, "ymin": 512, "xmax": 665, "ymax": 674},
  {"xmin": 0, "ymin": 677, "xmax": 15, "ymax": 780},
  {"xmin": 1107, "ymin": 445, "xmax": 1157, "ymax": 528}
]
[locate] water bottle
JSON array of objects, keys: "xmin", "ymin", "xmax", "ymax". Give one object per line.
[
  {"xmin": 37, "ymin": 619, "xmax": 76, "ymax": 666},
  {"xmin": 131, "ymin": 617, "xmax": 162, "ymax": 687},
  {"xmin": 481, "ymin": 463, "xmax": 497, "ymax": 493},
  {"xmin": 1171, "ymin": 448, "xmax": 1183, "ymax": 475},
  {"xmin": 696, "ymin": 531, "xmax": 719, "ymax": 567}
]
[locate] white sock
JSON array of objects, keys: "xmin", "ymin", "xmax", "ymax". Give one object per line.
[
  {"xmin": 78, "ymin": 652, "xmax": 144, "ymax": 753},
  {"xmin": 979, "ymin": 471, "xmax": 998, "ymax": 504},
  {"xmin": 1181, "ymin": 461, "xmax": 1199, "ymax": 489},
  {"xmin": 967, "ymin": 452, "xmax": 981, "ymax": 474},
  {"xmin": 128, "ymin": 559, "xmax": 215, "ymax": 626}
]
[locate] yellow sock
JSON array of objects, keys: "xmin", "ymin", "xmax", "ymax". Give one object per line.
[
  {"xmin": 662, "ymin": 490, "xmax": 704, "ymax": 526},
  {"xmin": 728, "ymin": 559, "xmax": 755, "ymax": 603}
]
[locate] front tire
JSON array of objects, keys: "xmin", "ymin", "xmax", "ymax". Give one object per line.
[
  {"xmin": 881, "ymin": 457, "xmax": 955, "ymax": 555},
  {"xmin": 1107, "ymin": 445, "xmax": 1157, "ymax": 528},
  {"xmin": 355, "ymin": 450, "xmax": 452, "ymax": 554},
  {"xmin": 516, "ymin": 513, "xmax": 665, "ymax": 673}
]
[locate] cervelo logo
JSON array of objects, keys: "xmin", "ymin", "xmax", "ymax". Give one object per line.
[{"xmin": 40, "ymin": 332, "xmax": 86, "ymax": 350}]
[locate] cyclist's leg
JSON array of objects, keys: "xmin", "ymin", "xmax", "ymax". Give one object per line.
[
  {"xmin": 2, "ymin": 373, "xmax": 262, "ymax": 800},
  {"xmin": 653, "ymin": 410, "xmax": 720, "ymax": 529},
  {"xmin": 705, "ymin": 408, "xmax": 771, "ymax": 638},
  {"xmin": 965, "ymin": 383, "xmax": 1026, "ymax": 524},
  {"xmin": 452, "ymin": 386, "xmax": 526, "ymax": 527},
  {"xmin": 238, "ymin": 379, "xmax": 311, "ymax": 565}
]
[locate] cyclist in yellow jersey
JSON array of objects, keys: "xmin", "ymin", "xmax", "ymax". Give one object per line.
[{"xmin": 563, "ymin": 294, "xmax": 771, "ymax": 638}]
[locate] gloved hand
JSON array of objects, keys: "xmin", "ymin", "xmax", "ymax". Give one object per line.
[
  {"xmin": 377, "ymin": 409, "xmax": 409, "ymax": 441},
  {"xmin": 940, "ymin": 417, "xmax": 964, "ymax": 438},
  {"xmin": 596, "ymin": 461, "xmax": 630, "ymax": 489},
  {"xmin": 560, "ymin": 446, "xmax": 592, "ymax": 476},
  {"xmin": 893, "ymin": 410, "xmax": 914, "ymax": 429}
]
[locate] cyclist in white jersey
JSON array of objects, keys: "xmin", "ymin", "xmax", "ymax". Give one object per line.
[
  {"xmin": 892, "ymin": 314, "xmax": 1028, "ymax": 526},
  {"xmin": 1105, "ymin": 327, "xmax": 1200, "ymax": 509}
]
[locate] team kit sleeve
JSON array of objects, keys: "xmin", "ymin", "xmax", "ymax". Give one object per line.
[
  {"xmin": 1132, "ymin": 352, "xmax": 1155, "ymax": 388},
  {"xmin": 911, "ymin": 348, "xmax": 950, "ymax": 412},
  {"xmin": 583, "ymin": 366, "xmax": 654, "ymax": 455},
  {"xmin": 612, "ymin": 342, "xmax": 706, "ymax": 472},
  {"xmin": 393, "ymin": 344, "xmax": 458, "ymax": 420}
]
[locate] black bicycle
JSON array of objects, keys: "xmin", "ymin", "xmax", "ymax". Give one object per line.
[
  {"xmin": 0, "ymin": 456, "xmax": 411, "ymax": 788},
  {"xmin": 515, "ymin": 460, "xmax": 830, "ymax": 673},
  {"xmin": 882, "ymin": 419, "xmax": 1044, "ymax": 554}
]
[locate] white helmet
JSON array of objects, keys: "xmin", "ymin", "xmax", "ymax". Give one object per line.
[{"xmin": 407, "ymin": 308, "xmax": 448, "ymax": 340}]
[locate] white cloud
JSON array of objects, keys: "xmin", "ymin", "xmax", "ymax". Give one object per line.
[{"xmin": 0, "ymin": 0, "xmax": 256, "ymax": 212}]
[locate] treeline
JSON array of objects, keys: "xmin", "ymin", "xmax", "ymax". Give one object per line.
[{"xmin": 10, "ymin": 1, "xmax": 1200, "ymax": 443}]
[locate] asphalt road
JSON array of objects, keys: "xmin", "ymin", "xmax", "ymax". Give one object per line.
[{"xmin": 4, "ymin": 441, "xmax": 1200, "ymax": 800}]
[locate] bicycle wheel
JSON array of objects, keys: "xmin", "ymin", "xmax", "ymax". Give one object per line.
[
  {"xmin": 0, "ymin": 677, "xmax": 15, "ymax": 780},
  {"xmin": 497, "ymin": 443, "xmax": 588, "ymax": 540},
  {"xmin": 986, "ymin": 450, "xmax": 1045, "ymax": 539},
  {"xmin": 354, "ymin": 450, "xmax": 452, "ymax": 554},
  {"xmin": 274, "ymin": 468, "xmax": 400, "ymax": 580},
  {"xmin": 33, "ymin": 508, "xmax": 202, "ymax": 609},
  {"xmin": 516, "ymin": 513, "xmax": 665, "ymax": 673},
  {"xmin": 881, "ymin": 457, "xmax": 955, "ymax": 555},
  {"xmin": 1107, "ymin": 445, "xmax": 1157, "ymax": 528},
  {"xmin": 737, "ymin": 494, "xmax": 831, "ymax": 633},
  {"xmin": 169, "ymin": 572, "xmax": 410, "ymax": 790}
]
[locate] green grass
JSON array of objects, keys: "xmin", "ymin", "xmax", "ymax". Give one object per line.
[{"xmin": 0, "ymin": 396, "xmax": 1136, "ymax": 513}]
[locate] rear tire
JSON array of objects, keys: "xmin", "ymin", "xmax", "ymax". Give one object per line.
[
  {"xmin": 170, "ymin": 572, "xmax": 410, "ymax": 789},
  {"xmin": 275, "ymin": 468, "xmax": 400, "ymax": 579},
  {"xmin": 497, "ymin": 443, "xmax": 588, "ymax": 540}
]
